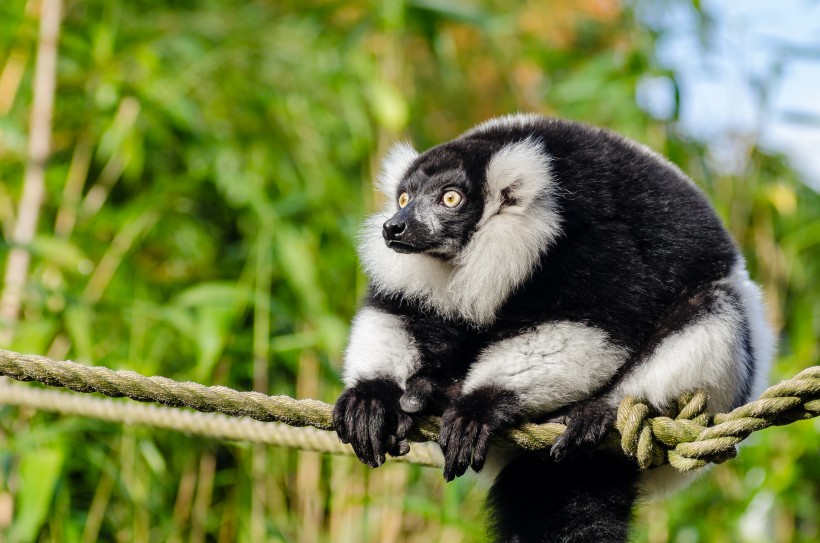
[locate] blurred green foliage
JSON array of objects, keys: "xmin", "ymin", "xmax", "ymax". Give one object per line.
[{"xmin": 0, "ymin": 0, "xmax": 817, "ymax": 542}]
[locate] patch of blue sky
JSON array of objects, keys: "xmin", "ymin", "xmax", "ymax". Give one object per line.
[{"xmin": 637, "ymin": 0, "xmax": 820, "ymax": 189}]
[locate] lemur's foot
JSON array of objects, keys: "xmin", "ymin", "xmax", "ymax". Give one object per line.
[{"xmin": 439, "ymin": 387, "xmax": 521, "ymax": 481}]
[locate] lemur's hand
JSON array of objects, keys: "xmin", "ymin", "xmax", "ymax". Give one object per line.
[
  {"xmin": 439, "ymin": 387, "xmax": 521, "ymax": 481},
  {"xmin": 333, "ymin": 378, "xmax": 413, "ymax": 467},
  {"xmin": 548, "ymin": 398, "xmax": 616, "ymax": 462}
]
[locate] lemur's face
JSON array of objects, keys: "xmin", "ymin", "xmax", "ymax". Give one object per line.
[{"xmin": 382, "ymin": 147, "xmax": 485, "ymax": 260}]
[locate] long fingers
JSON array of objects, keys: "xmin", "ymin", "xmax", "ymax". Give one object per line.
[
  {"xmin": 332, "ymin": 380, "xmax": 416, "ymax": 467},
  {"xmin": 332, "ymin": 391, "xmax": 355, "ymax": 444},
  {"xmin": 441, "ymin": 412, "xmax": 486, "ymax": 481},
  {"xmin": 470, "ymin": 423, "xmax": 492, "ymax": 473}
]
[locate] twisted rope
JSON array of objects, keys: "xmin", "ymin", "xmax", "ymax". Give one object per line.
[
  {"xmin": 0, "ymin": 349, "xmax": 817, "ymax": 471},
  {"xmin": 0, "ymin": 350, "xmax": 335, "ymax": 429},
  {"xmin": 0, "ymin": 380, "xmax": 445, "ymax": 467}
]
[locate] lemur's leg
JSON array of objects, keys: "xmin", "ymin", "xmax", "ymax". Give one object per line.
[
  {"xmin": 440, "ymin": 321, "xmax": 628, "ymax": 480},
  {"xmin": 559, "ymin": 273, "xmax": 773, "ymax": 463},
  {"xmin": 440, "ymin": 272, "xmax": 774, "ymax": 479},
  {"xmin": 613, "ymin": 274, "xmax": 772, "ymax": 416}
]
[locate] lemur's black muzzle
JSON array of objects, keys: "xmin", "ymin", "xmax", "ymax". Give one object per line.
[{"xmin": 383, "ymin": 206, "xmax": 424, "ymax": 254}]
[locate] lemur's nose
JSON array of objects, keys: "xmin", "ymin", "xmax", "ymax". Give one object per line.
[{"xmin": 383, "ymin": 219, "xmax": 406, "ymax": 241}]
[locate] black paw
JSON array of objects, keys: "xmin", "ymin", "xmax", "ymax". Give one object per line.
[
  {"xmin": 550, "ymin": 399, "xmax": 616, "ymax": 462},
  {"xmin": 333, "ymin": 378, "xmax": 414, "ymax": 468},
  {"xmin": 439, "ymin": 387, "xmax": 521, "ymax": 481}
]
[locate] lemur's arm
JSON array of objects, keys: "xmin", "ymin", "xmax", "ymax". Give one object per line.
[
  {"xmin": 333, "ymin": 306, "xmax": 424, "ymax": 467},
  {"xmin": 333, "ymin": 299, "xmax": 468, "ymax": 467}
]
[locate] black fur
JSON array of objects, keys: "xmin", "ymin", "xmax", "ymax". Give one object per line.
[
  {"xmin": 495, "ymin": 128, "xmax": 738, "ymax": 352},
  {"xmin": 391, "ymin": 153, "xmax": 487, "ymax": 258},
  {"xmin": 487, "ymin": 452, "xmax": 640, "ymax": 543},
  {"xmin": 367, "ymin": 291, "xmax": 484, "ymax": 413},
  {"xmin": 371, "ymin": 118, "xmax": 740, "ymax": 382}
]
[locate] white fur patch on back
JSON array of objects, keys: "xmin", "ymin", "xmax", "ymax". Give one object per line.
[
  {"xmin": 461, "ymin": 321, "xmax": 628, "ymax": 415},
  {"xmin": 612, "ymin": 283, "xmax": 754, "ymax": 415},
  {"xmin": 342, "ymin": 307, "xmax": 420, "ymax": 388},
  {"xmin": 359, "ymin": 137, "xmax": 562, "ymax": 326},
  {"xmin": 376, "ymin": 141, "xmax": 419, "ymax": 196}
]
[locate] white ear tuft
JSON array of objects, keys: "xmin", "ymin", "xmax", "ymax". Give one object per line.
[
  {"xmin": 376, "ymin": 142, "xmax": 419, "ymax": 196},
  {"xmin": 484, "ymin": 138, "xmax": 552, "ymax": 213}
]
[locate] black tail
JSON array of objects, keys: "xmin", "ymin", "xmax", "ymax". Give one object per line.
[{"xmin": 486, "ymin": 451, "xmax": 640, "ymax": 543}]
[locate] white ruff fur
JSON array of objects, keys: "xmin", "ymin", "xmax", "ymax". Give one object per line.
[
  {"xmin": 462, "ymin": 321, "xmax": 629, "ymax": 414},
  {"xmin": 342, "ymin": 307, "xmax": 420, "ymax": 388},
  {"xmin": 360, "ymin": 138, "xmax": 562, "ymax": 326},
  {"xmin": 376, "ymin": 141, "xmax": 419, "ymax": 195}
]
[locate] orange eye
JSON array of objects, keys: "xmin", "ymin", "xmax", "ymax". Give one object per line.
[
  {"xmin": 442, "ymin": 190, "xmax": 462, "ymax": 208},
  {"xmin": 398, "ymin": 192, "xmax": 410, "ymax": 208}
]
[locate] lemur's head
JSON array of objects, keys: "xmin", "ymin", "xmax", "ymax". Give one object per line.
[
  {"xmin": 381, "ymin": 143, "xmax": 486, "ymax": 260},
  {"xmin": 360, "ymin": 114, "xmax": 563, "ymax": 325}
]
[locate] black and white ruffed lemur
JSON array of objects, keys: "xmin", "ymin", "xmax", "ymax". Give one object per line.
[{"xmin": 332, "ymin": 114, "xmax": 775, "ymax": 542}]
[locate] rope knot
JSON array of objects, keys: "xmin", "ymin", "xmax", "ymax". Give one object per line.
[
  {"xmin": 667, "ymin": 368, "xmax": 820, "ymax": 471},
  {"xmin": 616, "ymin": 391, "xmax": 712, "ymax": 471}
]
